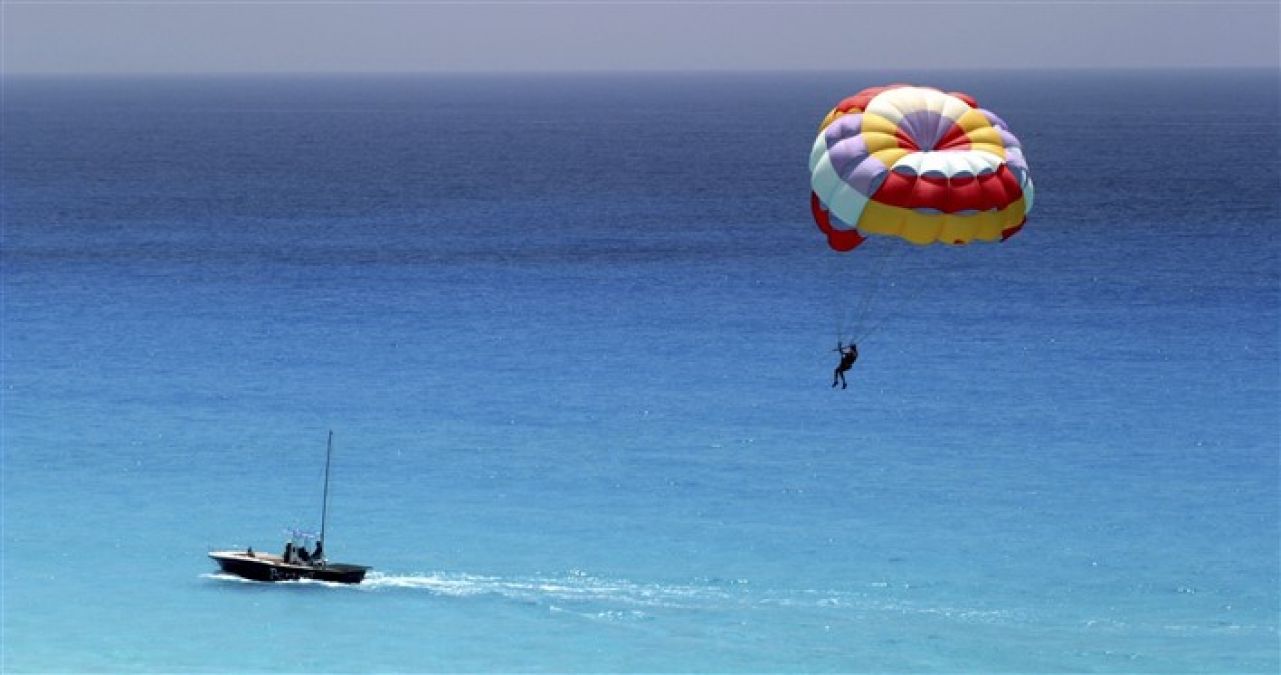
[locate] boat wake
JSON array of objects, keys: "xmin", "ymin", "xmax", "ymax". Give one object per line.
[
  {"xmin": 202, "ymin": 572, "xmax": 357, "ymax": 589},
  {"xmin": 359, "ymin": 569, "xmax": 738, "ymax": 610},
  {"xmin": 204, "ymin": 570, "xmax": 1017, "ymax": 624},
  {"xmin": 357, "ymin": 570, "xmax": 1017, "ymax": 623}
]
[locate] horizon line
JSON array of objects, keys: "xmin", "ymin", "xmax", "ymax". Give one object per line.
[{"xmin": 4, "ymin": 65, "xmax": 1278, "ymax": 77}]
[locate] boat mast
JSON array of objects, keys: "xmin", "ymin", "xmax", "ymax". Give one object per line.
[{"xmin": 321, "ymin": 430, "xmax": 333, "ymax": 547}]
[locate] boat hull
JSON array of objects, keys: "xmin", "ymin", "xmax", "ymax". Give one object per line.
[{"xmin": 209, "ymin": 551, "xmax": 369, "ymax": 584}]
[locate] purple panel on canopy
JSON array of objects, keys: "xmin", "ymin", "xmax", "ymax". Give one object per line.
[
  {"xmin": 899, "ymin": 110, "xmax": 950, "ymax": 150},
  {"xmin": 847, "ymin": 156, "xmax": 889, "ymax": 196},
  {"xmin": 827, "ymin": 136, "xmax": 870, "ymax": 177},
  {"xmin": 997, "ymin": 128, "xmax": 1020, "ymax": 149},
  {"xmin": 823, "ymin": 113, "xmax": 864, "ymax": 148},
  {"xmin": 981, "ymin": 109, "xmax": 1009, "ymax": 130}
]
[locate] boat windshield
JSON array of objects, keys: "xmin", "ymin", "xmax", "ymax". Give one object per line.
[{"xmin": 284, "ymin": 528, "xmax": 320, "ymax": 546}]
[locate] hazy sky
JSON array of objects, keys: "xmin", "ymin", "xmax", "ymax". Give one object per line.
[{"xmin": 4, "ymin": 1, "xmax": 1278, "ymax": 73}]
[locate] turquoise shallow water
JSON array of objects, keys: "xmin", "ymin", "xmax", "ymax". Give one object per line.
[{"xmin": 2, "ymin": 70, "xmax": 1278, "ymax": 672}]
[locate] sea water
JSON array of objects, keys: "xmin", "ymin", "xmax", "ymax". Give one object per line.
[{"xmin": 2, "ymin": 70, "xmax": 1277, "ymax": 672}]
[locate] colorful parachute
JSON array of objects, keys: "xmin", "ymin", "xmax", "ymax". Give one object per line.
[{"xmin": 809, "ymin": 84, "xmax": 1033, "ymax": 251}]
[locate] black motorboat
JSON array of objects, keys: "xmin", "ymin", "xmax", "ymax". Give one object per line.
[
  {"xmin": 209, "ymin": 431, "xmax": 371, "ymax": 584},
  {"xmin": 208, "ymin": 549, "xmax": 369, "ymax": 584}
]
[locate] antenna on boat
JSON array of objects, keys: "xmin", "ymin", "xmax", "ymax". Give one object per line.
[{"xmin": 321, "ymin": 430, "xmax": 333, "ymax": 548}]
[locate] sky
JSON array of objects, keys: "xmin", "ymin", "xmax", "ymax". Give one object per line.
[{"xmin": 2, "ymin": 1, "xmax": 1278, "ymax": 74}]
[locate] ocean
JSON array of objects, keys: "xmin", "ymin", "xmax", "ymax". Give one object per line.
[{"xmin": 2, "ymin": 70, "xmax": 1277, "ymax": 672}]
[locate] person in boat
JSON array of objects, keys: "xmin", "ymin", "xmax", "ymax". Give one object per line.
[
  {"xmin": 832, "ymin": 341, "xmax": 858, "ymax": 389},
  {"xmin": 247, "ymin": 546, "xmax": 255, "ymax": 558},
  {"xmin": 311, "ymin": 540, "xmax": 324, "ymax": 562},
  {"xmin": 297, "ymin": 545, "xmax": 312, "ymax": 564},
  {"xmin": 283, "ymin": 542, "xmax": 295, "ymax": 564}
]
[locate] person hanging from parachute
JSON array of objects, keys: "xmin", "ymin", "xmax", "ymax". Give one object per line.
[
  {"xmin": 807, "ymin": 83, "xmax": 1034, "ymax": 388},
  {"xmin": 832, "ymin": 341, "xmax": 858, "ymax": 389}
]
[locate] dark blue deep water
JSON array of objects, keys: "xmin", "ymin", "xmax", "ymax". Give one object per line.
[{"xmin": 3, "ymin": 71, "xmax": 1278, "ymax": 672}]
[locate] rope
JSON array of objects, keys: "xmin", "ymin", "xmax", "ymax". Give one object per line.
[
  {"xmin": 849, "ymin": 260, "xmax": 936, "ymax": 342},
  {"xmin": 835, "ymin": 243, "xmax": 904, "ymax": 343}
]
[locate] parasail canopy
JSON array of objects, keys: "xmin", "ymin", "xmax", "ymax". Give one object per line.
[{"xmin": 809, "ymin": 84, "xmax": 1034, "ymax": 251}]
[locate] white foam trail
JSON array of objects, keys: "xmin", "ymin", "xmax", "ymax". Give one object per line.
[
  {"xmin": 201, "ymin": 572, "xmax": 355, "ymax": 589},
  {"xmin": 203, "ymin": 572, "xmax": 270, "ymax": 585},
  {"xmin": 359, "ymin": 571, "xmax": 729, "ymax": 609},
  {"xmin": 204, "ymin": 569, "xmax": 1021, "ymax": 625}
]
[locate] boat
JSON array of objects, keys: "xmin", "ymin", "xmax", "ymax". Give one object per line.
[
  {"xmin": 209, "ymin": 431, "xmax": 371, "ymax": 584},
  {"xmin": 208, "ymin": 548, "xmax": 370, "ymax": 584}
]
